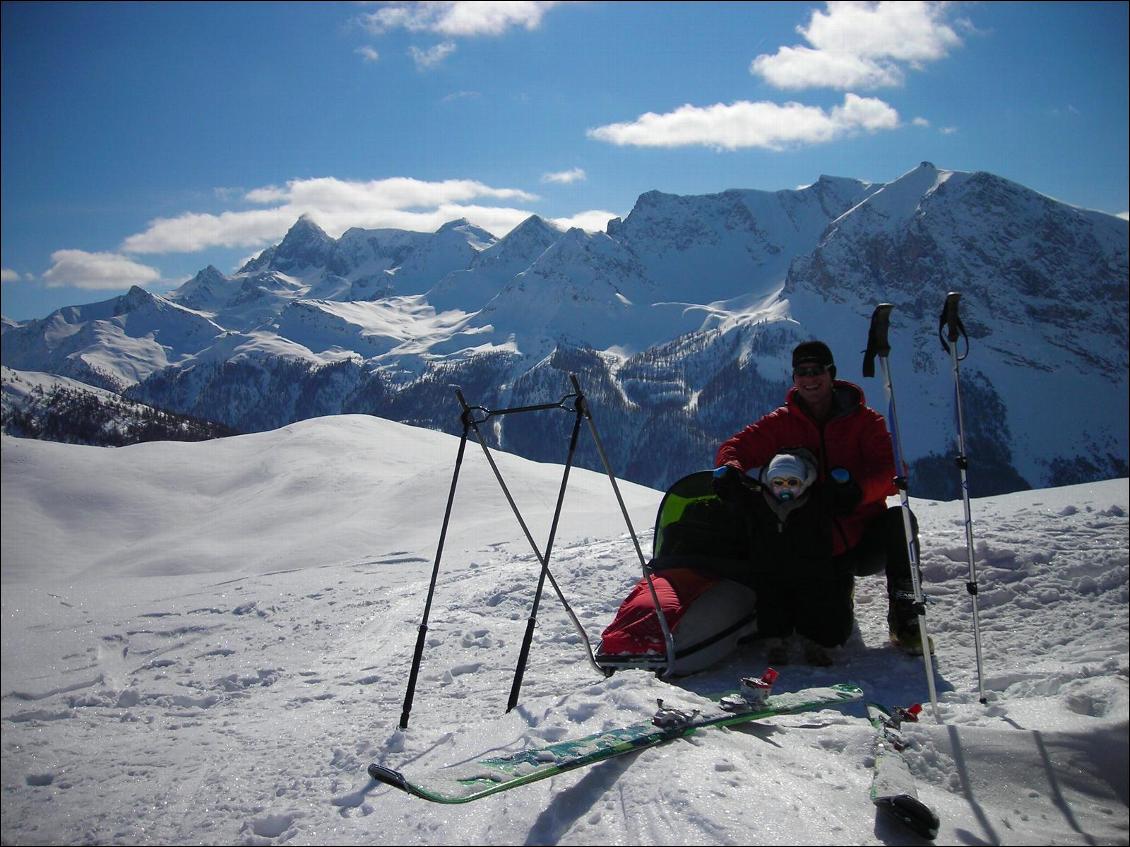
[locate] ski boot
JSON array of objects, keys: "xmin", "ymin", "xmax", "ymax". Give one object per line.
[{"xmin": 888, "ymin": 586, "xmax": 934, "ymax": 656}]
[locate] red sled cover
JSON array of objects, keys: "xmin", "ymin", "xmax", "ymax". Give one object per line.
[
  {"xmin": 599, "ymin": 568, "xmax": 718, "ymax": 655},
  {"xmin": 597, "ymin": 567, "xmax": 757, "ymax": 674}
]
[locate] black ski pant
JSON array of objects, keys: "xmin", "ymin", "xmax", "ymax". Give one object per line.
[
  {"xmin": 754, "ymin": 569, "xmax": 855, "ymax": 648},
  {"xmin": 834, "ymin": 505, "xmax": 920, "ymax": 594},
  {"xmin": 751, "ymin": 507, "xmax": 921, "ymax": 648}
]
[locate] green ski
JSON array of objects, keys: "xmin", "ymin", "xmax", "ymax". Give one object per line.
[
  {"xmin": 867, "ymin": 703, "xmax": 941, "ymax": 840},
  {"xmin": 369, "ymin": 681, "xmax": 863, "ymax": 804}
]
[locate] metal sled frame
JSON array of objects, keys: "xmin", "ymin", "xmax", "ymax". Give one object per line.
[{"xmin": 396, "ymin": 372, "xmax": 677, "ymax": 729}]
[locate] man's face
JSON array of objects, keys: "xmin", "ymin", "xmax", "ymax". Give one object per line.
[{"xmin": 793, "ymin": 363, "xmax": 833, "ymax": 406}]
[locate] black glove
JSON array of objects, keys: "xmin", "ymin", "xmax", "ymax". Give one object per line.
[
  {"xmin": 712, "ymin": 464, "xmax": 745, "ymax": 501},
  {"xmin": 826, "ymin": 468, "xmax": 862, "ymax": 515}
]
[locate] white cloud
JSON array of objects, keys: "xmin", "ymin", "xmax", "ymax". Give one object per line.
[
  {"xmin": 2, "ymin": 268, "xmax": 24, "ymax": 283},
  {"xmin": 245, "ymin": 176, "xmax": 536, "ymax": 212},
  {"xmin": 42, "ymin": 250, "xmax": 162, "ymax": 290},
  {"xmin": 912, "ymin": 116, "xmax": 930, "ymax": 127},
  {"xmin": 752, "ymin": 1, "xmax": 962, "ymax": 90},
  {"xmin": 804, "ymin": 1, "xmax": 961, "ymax": 62},
  {"xmin": 122, "ymin": 208, "xmax": 298, "ymax": 254},
  {"xmin": 752, "ymin": 45, "xmax": 904, "ymax": 90},
  {"xmin": 409, "ymin": 41, "xmax": 457, "ymax": 69},
  {"xmin": 355, "ymin": 45, "xmax": 380, "ymax": 63},
  {"xmin": 360, "ymin": 1, "xmax": 559, "ymax": 68},
  {"xmin": 588, "ymin": 93, "xmax": 899, "ymax": 151},
  {"xmin": 541, "ymin": 168, "xmax": 587, "ymax": 184},
  {"xmin": 121, "ymin": 176, "xmax": 542, "ymax": 253},
  {"xmin": 362, "ymin": 2, "xmax": 558, "ymax": 37}
]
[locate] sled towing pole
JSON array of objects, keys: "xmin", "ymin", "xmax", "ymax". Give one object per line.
[
  {"xmin": 397, "ymin": 376, "xmax": 656, "ymax": 727},
  {"xmin": 939, "ymin": 292, "xmax": 988, "ymax": 704},
  {"xmin": 452, "ymin": 387, "xmax": 609, "ymax": 712},
  {"xmin": 569, "ymin": 373, "xmax": 678, "ymax": 677},
  {"xmin": 863, "ymin": 304, "xmax": 942, "ymax": 722}
]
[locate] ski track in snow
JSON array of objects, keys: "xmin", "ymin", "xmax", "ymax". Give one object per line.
[{"xmin": 1, "ymin": 420, "xmax": 1127, "ymax": 845}]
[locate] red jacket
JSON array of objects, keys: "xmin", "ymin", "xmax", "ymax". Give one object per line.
[{"xmin": 715, "ymin": 381, "xmax": 897, "ymax": 555}]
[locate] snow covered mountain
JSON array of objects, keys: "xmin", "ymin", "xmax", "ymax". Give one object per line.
[
  {"xmin": 2, "ymin": 163, "xmax": 1126, "ymax": 497},
  {"xmin": 1, "ymin": 285, "xmax": 227, "ymax": 391},
  {"xmin": 784, "ymin": 165, "xmax": 1128, "ymax": 495}
]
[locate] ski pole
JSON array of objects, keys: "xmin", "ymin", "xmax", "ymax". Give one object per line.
[
  {"xmin": 568, "ymin": 373, "xmax": 678, "ymax": 675},
  {"xmin": 939, "ymin": 292, "xmax": 988, "ymax": 704},
  {"xmin": 398, "ymin": 419, "xmax": 470, "ymax": 730},
  {"xmin": 504, "ymin": 394, "xmax": 586, "ymax": 711},
  {"xmin": 863, "ymin": 304, "xmax": 942, "ymax": 722}
]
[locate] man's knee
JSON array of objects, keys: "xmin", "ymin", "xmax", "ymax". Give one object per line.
[
  {"xmin": 839, "ymin": 507, "xmax": 918, "ymax": 578},
  {"xmin": 881, "ymin": 505, "xmax": 919, "ymax": 565}
]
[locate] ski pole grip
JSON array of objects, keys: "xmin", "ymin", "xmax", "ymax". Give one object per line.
[
  {"xmin": 862, "ymin": 303, "xmax": 894, "ymax": 378},
  {"xmin": 941, "ymin": 291, "xmax": 962, "ymax": 344}
]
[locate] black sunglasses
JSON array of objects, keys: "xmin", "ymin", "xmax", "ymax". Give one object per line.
[{"xmin": 793, "ymin": 364, "xmax": 830, "ymax": 378}]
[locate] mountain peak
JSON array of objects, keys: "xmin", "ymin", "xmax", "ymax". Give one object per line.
[
  {"xmin": 196, "ymin": 265, "xmax": 227, "ymax": 282},
  {"xmin": 436, "ymin": 217, "xmax": 471, "ymax": 231},
  {"xmin": 434, "ymin": 218, "xmax": 495, "ymax": 250},
  {"xmin": 272, "ymin": 215, "xmax": 335, "ymax": 272},
  {"xmin": 507, "ymin": 214, "xmax": 561, "ymax": 240},
  {"xmin": 282, "ymin": 214, "xmax": 332, "ymax": 243},
  {"xmin": 114, "ymin": 285, "xmax": 158, "ymax": 315},
  {"xmin": 813, "ymin": 174, "xmax": 875, "ymax": 190}
]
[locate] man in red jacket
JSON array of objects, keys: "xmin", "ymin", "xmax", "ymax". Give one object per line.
[{"xmin": 713, "ymin": 340, "xmax": 924, "ymax": 656}]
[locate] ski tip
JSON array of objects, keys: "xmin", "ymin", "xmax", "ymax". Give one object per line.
[
  {"xmin": 368, "ymin": 763, "xmax": 410, "ymax": 793},
  {"xmin": 876, "ymin": 794, "xmax": 941, "ymax": 840}
]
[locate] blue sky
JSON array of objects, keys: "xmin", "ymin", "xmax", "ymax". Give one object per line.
[{"xmin": 2, "ymin": 1, "xmax": 1127, "ymax": 321}]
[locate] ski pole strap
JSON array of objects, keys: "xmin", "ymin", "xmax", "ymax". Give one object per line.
[
  {"xmin": 938, "ymin": 291, "xmax": 969, "ymax": 359},
  {"xmin": 862, "ymin": 303, "xmax": 894, "ymax": 378}
]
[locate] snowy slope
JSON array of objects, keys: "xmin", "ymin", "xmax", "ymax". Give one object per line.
[
  {"xmin": 0, "ymin": 365, "xmax": 235, "ymax": 445},
  {"xmin": 2, "ymin": 415, "xmax": 1127, "ymax": 845},
  {"xmin": 2, "ymin": 364, "xmax": 130, "ymax": 411},
  {"xmin": 273, "ymin": 297, "xmax": 477, "ymax": 359}
]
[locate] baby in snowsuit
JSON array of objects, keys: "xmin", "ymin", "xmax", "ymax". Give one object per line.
[{"xmin": 746, "ymin": 451, "xmax": 853, "ymax": 663}]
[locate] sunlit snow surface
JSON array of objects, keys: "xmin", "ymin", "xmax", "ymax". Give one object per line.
[{"xmin": 2, "ymin": 416, "xmax": 1127, "ymax": 845}]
